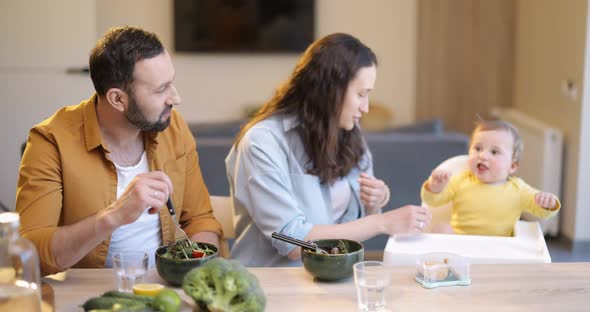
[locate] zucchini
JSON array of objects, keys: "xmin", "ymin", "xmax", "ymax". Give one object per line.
[
  {"xmin": 102, "ymin": 290, "xmax": 155, "ymax": 305},
  {"xmin": 82, "ymin": 296, "xmax": 148, "ymax": 311}
]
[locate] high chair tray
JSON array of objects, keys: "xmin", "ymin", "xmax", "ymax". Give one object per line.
[{"xmin": 383, "ymin": 221, "xmax": 551, "ymax": 266}]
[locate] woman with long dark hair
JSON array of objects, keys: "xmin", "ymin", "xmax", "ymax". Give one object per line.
[{"xmin": 226, "ymin": 33, "xmax": 431, "ymax": 266}]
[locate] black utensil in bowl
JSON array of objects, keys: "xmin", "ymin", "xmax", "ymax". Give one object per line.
[{"xmin": 271, "ymin": 232, "xmax": 329, "ymax": 255}]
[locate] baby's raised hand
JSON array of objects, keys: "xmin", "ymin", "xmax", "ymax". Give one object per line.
[
  {"xmin": 535, "ymin": 192, "xmax": 557, "ymax": 209},
  {"xmin": 427, "ymin": 169, "xmax": 450, "ymax": 193}
]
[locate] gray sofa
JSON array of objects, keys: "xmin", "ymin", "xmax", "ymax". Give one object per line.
[{"xmin": 190, "ymin": 119, "xmax": 469, "ymax": 251}]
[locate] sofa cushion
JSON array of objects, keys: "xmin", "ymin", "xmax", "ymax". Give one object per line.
[
  {"xmin": 189, "ymin": 119, "xmax": 246, "ymax": 139},
  {"xmin": 195, "ymin": 137, "xmax": 235, "ymax": 196},
  {"xmin": 371, "ymin": 119, "xmax": 444, "ymax": 135}
]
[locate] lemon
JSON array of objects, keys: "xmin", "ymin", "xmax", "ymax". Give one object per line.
[{"xmin": 132, "ymin": 283, "xmax": 165, "ymax": 296}]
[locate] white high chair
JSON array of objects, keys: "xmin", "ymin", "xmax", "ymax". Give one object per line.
[{"xmin": 383, "ymin": 155, "xmax": 551, "ymax": 266}]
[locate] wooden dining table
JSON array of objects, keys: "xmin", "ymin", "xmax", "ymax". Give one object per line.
[{"xmin": 45, "ymin": 262, "xmax": 590, "ymax": 311}]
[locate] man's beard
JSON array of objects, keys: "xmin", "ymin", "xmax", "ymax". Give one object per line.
[{"xmin": 126, "ymin": 93, "xmax": 171, "ymax": 132}]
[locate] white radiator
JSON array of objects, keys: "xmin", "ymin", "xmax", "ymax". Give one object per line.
[{"xmin": 491, "ymin": 108, "xmax": 563, "ymax": 236}]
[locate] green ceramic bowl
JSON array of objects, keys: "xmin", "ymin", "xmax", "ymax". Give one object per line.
[
  {"xmin": 301, "ymin": 239, "xmax": 364, "ymax": 281},
  {"xmin": 155, "ymin": 242, "xmax": 218, "ymax": 286}
]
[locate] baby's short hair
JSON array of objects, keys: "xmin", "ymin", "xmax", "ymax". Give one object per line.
[{"xmin": 472, "ymin": 119, "xmax": 523, "ymax": 163}]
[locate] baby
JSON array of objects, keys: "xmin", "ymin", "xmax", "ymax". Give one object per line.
[{"xmin": 421, "ymin": 120, "xmax": 560, "ymax": 236}]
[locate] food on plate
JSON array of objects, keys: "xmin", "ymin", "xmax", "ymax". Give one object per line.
[
  {"xmin": 415, "ymin": 253, "xmax": 471, "ymax": 288},
  {"xmin": 312, "ymin": 239, "xmax": 351, "ymax": 255},
  {"xmin": 161, "ymin": 240, "xmax": 216, "ymax": 260},
  {"xmin": 422, "ymin": 261, "xmax": 450, "ymax": 281}
]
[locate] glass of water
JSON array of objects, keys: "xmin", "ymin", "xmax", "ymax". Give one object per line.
[
  {"xmin": 353, "ymin": 261, "xmax": 391, "ymax": 312},
  {"xmin": 112, "ymin": 252, "xmax": 148, "ymax": 292}
]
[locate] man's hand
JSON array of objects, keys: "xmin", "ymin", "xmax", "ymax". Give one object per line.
[
  {"xmin": 426, "ymin": 169, "xmax": 450, "ymax": 193},
  {"xmin": 105, "ymin": 171, "xmax": 174, "ymax": 227},
  {"xmin": 51, "ymin": 171, "xmax": 174, "ymax": 271},
  {"xmin": 535, "ymin": 192, "xmax": 557, "ymax": 209}
]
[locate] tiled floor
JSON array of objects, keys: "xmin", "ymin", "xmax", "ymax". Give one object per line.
[{"xmin": 546, "ymin": 236, "xmax": 590, "ymax": 262}]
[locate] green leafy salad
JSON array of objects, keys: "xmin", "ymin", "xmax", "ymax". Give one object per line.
[
  {"xmin": 317, "ymin": 239, "xmax": 351, "ymax": 255},
  {"xmin": 161, "ymin": 240, "xmax": 217, "ymax": 260}
]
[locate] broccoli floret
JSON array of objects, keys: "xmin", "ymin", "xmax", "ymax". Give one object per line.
[{"xmin": 183, "ymin": 258, "xmax": 266, "ymax": 312}]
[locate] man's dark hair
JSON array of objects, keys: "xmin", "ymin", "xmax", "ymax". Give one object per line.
[{"xmin": 89, "ymin": 26, "xmax": 164, "ymax": 96}]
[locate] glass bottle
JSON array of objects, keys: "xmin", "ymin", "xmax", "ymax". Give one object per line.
[{"xmin": 0, "ymin": 212, "xmax": 42, "ymax": 312}]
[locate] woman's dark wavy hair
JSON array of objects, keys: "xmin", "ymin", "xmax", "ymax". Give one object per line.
[
  {"xmin": 89, "ymin": 26, "xmax": 164, "ymax": 96},
  {"xmin": 235, "ymin": 33, "xmax": 377, "ymax": 184}
]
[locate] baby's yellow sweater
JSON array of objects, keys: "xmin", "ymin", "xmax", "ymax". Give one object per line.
[{"xmin": 421, "ymin": 170, "xmax": 561, "ymax": 236}]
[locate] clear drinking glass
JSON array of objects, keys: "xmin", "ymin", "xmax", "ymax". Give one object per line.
[
  {"xmin": 0, "ymin": 213, "xmax": 42, "ymax": 312},
  {"xmin": 112, "ymin": 252, "xmax": 148, "ymax": 292},
  {"xmin": 353, "ymin": 261, "xmax": 391, "ymax": 312}
]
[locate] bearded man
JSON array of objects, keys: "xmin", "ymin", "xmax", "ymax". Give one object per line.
[{"xmin": 16, "ymin": 26, "xmax": 222, "ymax": 275}]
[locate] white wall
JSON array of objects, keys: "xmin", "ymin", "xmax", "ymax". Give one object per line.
[
  {"xmin": 577, "ymin": 2, "xmax": 590, "ymax": 241},
  {"xmin": 0, "ymin": 0, "xmax": 97, "ymax": 211},
  {"xmin": 513, "ymin": 0, "xmax": 589, "ymax": 241},
  {"xmin": 96, "ymin": 0, "xmax": 417, "ymax": 124}
]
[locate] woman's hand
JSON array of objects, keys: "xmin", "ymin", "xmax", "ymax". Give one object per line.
[
  {"xmin": 380, "ymin": 205, "xmax": 432, "ymax": 235},
  {"xmin": 359, "ymin": 173, "xmax": 389, "ymax": 212}
]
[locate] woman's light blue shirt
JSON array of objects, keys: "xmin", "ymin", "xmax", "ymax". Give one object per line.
[{"xmin": 225, "ymin": 114, "xmax": 373, "ymax": 267}]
